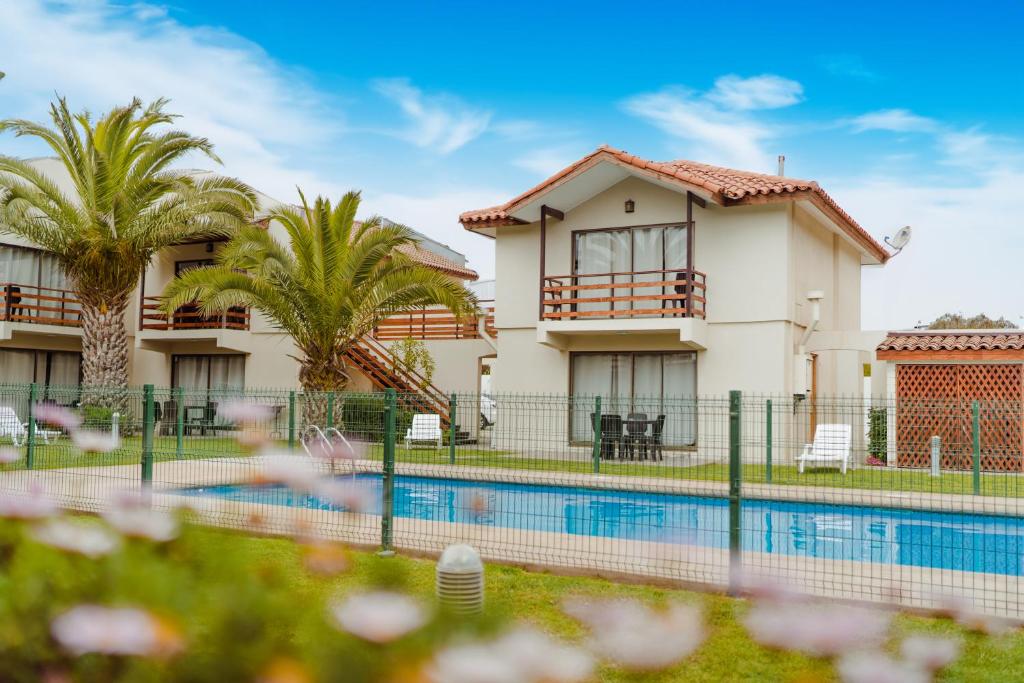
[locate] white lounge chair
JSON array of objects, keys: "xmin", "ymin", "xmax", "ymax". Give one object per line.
[
  {"xmin": 0, "ymin": 406, "xmax": 62, "ymax": 447},
  {"xmin": 797, "ymin": 423, "xmax": 852, "ymax": 474},
  {"xmin": 405, "ymin": 414, "xmax": 442, "ymax": 449}
]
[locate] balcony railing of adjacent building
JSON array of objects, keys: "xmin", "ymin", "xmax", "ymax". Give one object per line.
[
  {"xmin": 0, "ymin": 283, "xmax": 82, "ymax": 327},
  {"xmin": 371, "ymin": 301, "xmax": 496, "ymax": 341},
  {"xmin": 140, "ymin": 296, "xmax": 250, "ymax": 331},
  {"xmin": 541, "ymin": 269, "xmax": 707, "ymax": 320}
]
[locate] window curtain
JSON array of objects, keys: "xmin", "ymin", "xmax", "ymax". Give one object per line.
[
  {"xmin": 631, "ymin": 228, "xmax": 664, "ymax": 317},
  {"xmin": 38, "ymin": 253, "xmax": 76, "ymax": 322},
  {"xmin": 0, "ymin": 349, "xmax": 37, "ymax": 421},
  {"xmin": 570, "ymin": 353, "xmax": 632, "ymax": 441},
  {"xmin": 574, "ymin": 231, "xmax": 630, "ymax": 316},
  {"xmin": 662, "ymin": 353, "xmax": 697, "ymax": 446},
  {"xmin": 664, "ymin": 226, "xmax": 690, "ymax": 313}
]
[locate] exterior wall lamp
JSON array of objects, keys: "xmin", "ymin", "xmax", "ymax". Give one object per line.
[{"xmin": 624, "ymin": 199, "xmax": 635, "ymax": 213}]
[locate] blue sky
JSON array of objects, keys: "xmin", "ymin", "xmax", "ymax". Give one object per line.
[{"xmin": 1, "ymin": 0, "xmax": 1023, "ymax": 329}]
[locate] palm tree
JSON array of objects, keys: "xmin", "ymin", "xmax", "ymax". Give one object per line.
[
  {"xmin": 160, "ymin": 190, "xmax": 477, "ymax": 395},
  {"xmin": 0, "ymin": 98, "xmax": 256, "ymax": 404}
]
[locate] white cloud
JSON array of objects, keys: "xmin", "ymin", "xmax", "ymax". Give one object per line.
[
  {"xmin": 706, "ymin": 74, "xmax": 804, "ymax": 111},
  {"xmin": 373, "ymin": 78, "xmax": 491, "ymax": 154},
  {"xmin": 624, "ymin": 87, "xmax": 777, "ymax": 169},
  {"xmin": 513, "ymin": 147, "xmax": 579, "ymax": 177},
  {"xmin": 848, "ymin": 108, "xmax": 938, "ymax": 133}
]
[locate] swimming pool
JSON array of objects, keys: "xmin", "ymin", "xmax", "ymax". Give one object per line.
[{"xmin": 180, "ymin": 473, "xmax": 1024, "ymax": 576}]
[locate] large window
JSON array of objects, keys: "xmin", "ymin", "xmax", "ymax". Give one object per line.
[
  {"xmin": 171, "ymin": 354, "xmax": 246, "ymax": 428},
  {"xmin": 571, "ymin": 351, "xmax": 697, "ymax": 446},
  {"xmin": 573, "ymin": 225, "xmax": 688, "ymax": 316},
  {"xmin": 0, "ymin": 350, "xmax": 82, "ymax": 419},
  {"xmin": 0, "ymin": 244, "xmax": 78, "ymax": 322}
]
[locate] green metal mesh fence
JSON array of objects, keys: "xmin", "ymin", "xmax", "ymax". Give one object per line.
[{"xmin": 0, "ymin": 384, "xmax": 1021, "ymax": 618}]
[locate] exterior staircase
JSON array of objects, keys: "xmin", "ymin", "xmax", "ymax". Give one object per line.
[{"xmin": 344, "ymin": 336, "xmax": 455, "ymax": 430}]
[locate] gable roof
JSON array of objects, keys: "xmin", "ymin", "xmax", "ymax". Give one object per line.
[
  {"xmin": 395, "ymin": 243, "xmax": 478, "ymax": 280},
  {"xmin": 460, "ymin": 145, "xmax": 889, "ymax": 264}
]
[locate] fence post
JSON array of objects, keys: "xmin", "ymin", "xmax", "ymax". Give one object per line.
[
  {"xmin": 728, "ymin": 390, "xmax": 742, "ymax": 595},
  {"xmin": 380, "ymin": 388, "xmax": 396, "ymax": 555},
  {"xmin": 141, "ymin": 384, "xmax": 155, "ymax": 494},
  {"xmin": 174, "ymin": 386, "xmax": 184, "ymax": 459},
  {"xmin": 765, "ymin": 399, "xmax": 772, "ymax": 484},
  {"xmin": 591, "ymin": 396, "xmax": 602, "ymax": 474},
  {"xmin": 26, "ymin": 383, "xmax": 37, "ymax": 469},
  {"xmin": 972, "ymin": 400, "xmax": 981, "ymax": 495},
  {"xmin": 448, "ymin": 393, "xmax": 457, "ymax": 465},
  {"xmin": 326, "ymin": 391, "xmax": 335, "ymax": 430},
  {"xmin": 287, "ymin": 390, "xmax": 296, "ymax": 451}
]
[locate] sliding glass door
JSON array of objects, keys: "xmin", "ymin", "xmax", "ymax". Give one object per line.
[
  {"xmin": 0, "ymin": 350, "xmax": 82, "ymax": 419},
  {"xmin": 571, "ymin": 351, "xmax": 697, "ymax": 446},
  {"xmin": 172, "ymin": 354, "xmax": 245, "ymax": 425},
  {"xmin": 572, "ymin": 225, "xmax": 688, "ymax": 318}
]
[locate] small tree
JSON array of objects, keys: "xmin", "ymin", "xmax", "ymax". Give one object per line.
[
  {"xmin": 928, "ymin": 312, "xmax": 1018, "ymax": 330},
  {"xmin": 389, "ymin": 337, "xmax": 436, "ymax": 389}
]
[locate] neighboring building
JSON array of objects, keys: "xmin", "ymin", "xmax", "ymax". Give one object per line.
[
  {"xmin": 460, "ymin": 145, "xmax": 892, "ymax": 447},
  {"xmin": 0, "ymin": 158, "xmax": 492, "ymax": 411}
]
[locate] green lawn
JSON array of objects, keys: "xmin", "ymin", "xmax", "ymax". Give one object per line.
[{"xmin": 202, "ymin": 528, "xmax": 1022, "ymax": 682}]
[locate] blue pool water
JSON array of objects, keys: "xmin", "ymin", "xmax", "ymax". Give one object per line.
[{"xmin": 180, "ymin": 474, "xmax": 1024, "ymax": 576}]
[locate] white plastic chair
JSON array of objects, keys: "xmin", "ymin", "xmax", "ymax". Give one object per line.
[
  {"xmin": 405, "ymin": 414, "xmax": 442, "ymax": 449},
  {"xmin": 797, "ymin": 423, "xmax": 852, "ymax": 474},
  {"xmin": 0, "ymin": 406, "xmax": 61, "ymax": 447}
]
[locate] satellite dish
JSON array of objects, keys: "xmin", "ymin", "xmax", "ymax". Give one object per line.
[{"xmin": 884, "ymin": 225, "xmax": 912, "ymax": 254}]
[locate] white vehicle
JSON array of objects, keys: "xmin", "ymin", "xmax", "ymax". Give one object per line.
[{"xmin": 479, "ymin": 395, "xmax": 496, "ymax": 429}]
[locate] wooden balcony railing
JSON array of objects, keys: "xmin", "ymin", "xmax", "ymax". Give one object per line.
[
  {"xmin": 371, "ymin": 302, "xmax": 496, "ymax": 341},
  {"xmin": 140, "ymin": 296, "xmax": 249, "ymax": 331},
  {"xmin": 541, "ymin": 269, "xmax": 706, "ymax": 320},
  {"xmin": 0, "ymin": 282, "xmax": 82, "ymax": 327}
]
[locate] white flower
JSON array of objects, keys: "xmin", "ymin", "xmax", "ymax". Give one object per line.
[
  {"xmin": 72, "ymin": 430, "xmax": 120, "ymax": 453},
  {"xmin": 0, "ymin": 491, "xmax": 58, "ymax": 519},
  {"xmin": 428, "ymin": 629, "xmax": 593, "ymax": 683},
  {"xmin": 307, "ymin": 437, "xmax": 360, "ymax": 462},
  {"xmin": 253, "ymin": 453, "xmax": 319, "ymax": 490},
  {"xmin": 743, "ymin": 602, "xmax": 891, "ymax": 658},
  {"xmin": 102, "ymin": 500, "xmax": 178, "ymax": 542},
  {"xmin": 566, "ymin": 598, "xmax": 704, "ymax": 671},
  {"xmin": 218, "ymin": 401, "xmax": 274, "ymax": 424},
  {"xmin": 32, "ymin": 518, "xmax": 121, "ymax": 557},
  {"xmin": 34, "ymin": 404, "xmax": 81, "ymax": 431},
  {"xmin": 0, "ymin": 447, "xmax": 21, "ymax": 464},
  {"xmin": 329, "ymin": 591, "xmax": 427, "ymax": 644},
  {"xmin": 837, "ymin": 651, "xmax": 929, "ymax": 683},
  {"xmin": 312, "ymin": 479, "xmax": 373, "ymax": 512},
  {"xmin": 51, "ymin": 605, "xmax": 181, "ymax": 656},
  {"xmin": 900, "ymin": 634, "xmax": 961, "ymax": 672},
  {"xmin": 933, "ymin": 593, "xmax": 1016, "ymax": 635}
]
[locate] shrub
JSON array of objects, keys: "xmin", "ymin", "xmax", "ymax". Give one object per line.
[{"xmin": 868, "ymin": 407, "xmax": 887, "ymax": 462}]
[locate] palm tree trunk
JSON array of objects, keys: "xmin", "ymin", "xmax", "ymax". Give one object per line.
[
  {"xmin": 79, "ymin": 296, "xmax": 130, "ymax": 411},
  {"xmin": 298, "ymin": 353, "xmax": 351, "ymax": 428}
]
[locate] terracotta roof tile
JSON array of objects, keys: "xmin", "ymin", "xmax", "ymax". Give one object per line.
[
  {"xmin": 877, "ymin": 331, "xmax": 1024, "ymax": 352},
  {"xmin": 460, "ymin": 145, "xmax": 888, "ymax": 263},
  {"xmin": 395, "ymin": 243, "xmax": 478, "ymax": 280}
]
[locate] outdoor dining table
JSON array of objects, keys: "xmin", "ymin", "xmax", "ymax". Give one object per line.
[{"xmin": 623, "ymin": 417, "xmax": 656, "ymax": 460}]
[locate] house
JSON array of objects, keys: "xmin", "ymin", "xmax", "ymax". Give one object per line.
[
  {"xmin": 460, "ymin": 145, "xmax": 893, "ymax": 448},
  {"xmin": 0, "ymin": 158, "xmax": 492, "ymax": 424}
]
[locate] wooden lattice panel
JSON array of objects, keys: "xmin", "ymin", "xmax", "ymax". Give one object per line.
[{"xmin": 896, "ymin": 363, "xmax": 1024, "ymax": 472}]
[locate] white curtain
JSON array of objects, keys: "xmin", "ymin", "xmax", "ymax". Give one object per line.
[
  {"xmin": 662, "ymin": 353, "xmax": 697, "ymax": 446},
  {"xmin": 631, "ymin": 228, "xmax": 663, "ymax": 316},
  {"xmin": 574, "ymin": 231, "xmax": 630, "ymax": 316},
  {"xmin": 0, "ymin": 350, "xmax": 37, "ymax": 421},
  {"xmin": 571, "ymin": 353, "xmax": 632, "ymax": 440},
  {"xmin": 48, "ymin": 352, "xmax": 80, "ymax": 386},
  {"xmin": 664, "ymin": 227, "xmax": 689, "ymax": 313},
  {"xmin": 38, "ymin": 253, "xmax": 76, "ymax": 322}
]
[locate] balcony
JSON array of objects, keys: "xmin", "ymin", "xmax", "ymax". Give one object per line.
[
  {"xmin": 537, "ymin": 269, "xmax": 707, "ymax": 348},
  {"xmin": 371, "ymin": 302, "xmax": 496, "ymax": 341},
  {"xmin": 0, "ymin": 283, "xmax": 82, "ymax": 339},
  {"xmin": 140, "ymin": 296, "xmax": 249, "ymax": 331}
]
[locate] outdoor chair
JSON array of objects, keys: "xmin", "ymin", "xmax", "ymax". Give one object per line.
[
  {"xmin": 624, "ymin": 412, "xmax": 649, "ymax": 460},
  {"xmin": 405, "ymin": 413, "xmax": 443, "ymax": 449},
  {"xmin": 0, "ymin": 406, "xmax": 62, "ymax": 447},
  {"xmin": 647, "ymin": 414, "xmax": 666, "ymax": 461},
  {"xmin": 591, "ymin": 412, "xmax": 624, "ymax": 459},
  {"xmin": 797, "ymin": 423, "xmax": 852, "ymax": 474}
]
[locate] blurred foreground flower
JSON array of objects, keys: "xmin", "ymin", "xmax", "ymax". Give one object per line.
[
  {"xmin": 330, "ymin": 591, "xmax": 427, "ymax": 644},
  {"xmin": 743, "ymin": 601, "xmax": 891, "ymax": 658},
  {"xmin": 427, "ymin": 628, "xmax": 594, "ymax": 683},
  {"xmin": 302, "ymin": 540, "xmax": 349, "ymax": 575},
  {"xmin": 0, "ymin": 490, "xmax": 57, "ymax": 519},
  {"xmin": 32, "ymin": 518, "xmax": 121, "ymax": 557},
  {"xmin": 34, "ymin": 404, "xmax": 81, "ymax": 431},
  {"xmin": 313, "ymin": 479, "xmax": 373, "ymax": 513},
  {"xmin": 51, "ymin": 605, "xmax": 183, "ymax": 657},
  {"xmin": 932, "ymin": 593, "xmax": 1017, "ymax": 635},
  {"xmin": 72, "ymin": 430, "xmax": 120, "ymax": 454},
  {"xmin": 307, "ymin": 437, "xmax": 361, "ymax": 462},
  {"xmin": 253, "ymin": 454, "xmax": 319, "ymax": 490},
  {"xmin": 102, "ymin": 498, "xmax": 179, "ymax": 542},
  {"xmin": 219, "ymin": 401, "xmax": 274, "ymax": 425},
  {"xmin": 566, "ymin": 597, "xmax": 704, "ymax": 671},
  {"xmin": 836, "ymin": 651, "xmax": 928, "ymax": 683},
  {"xmin": 0, "ymin": 446, "xmax": 22, "ymax": 464},
  {"xmin": 900, "ymin": 634, "xmax": 961, "ymax": 673}
]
